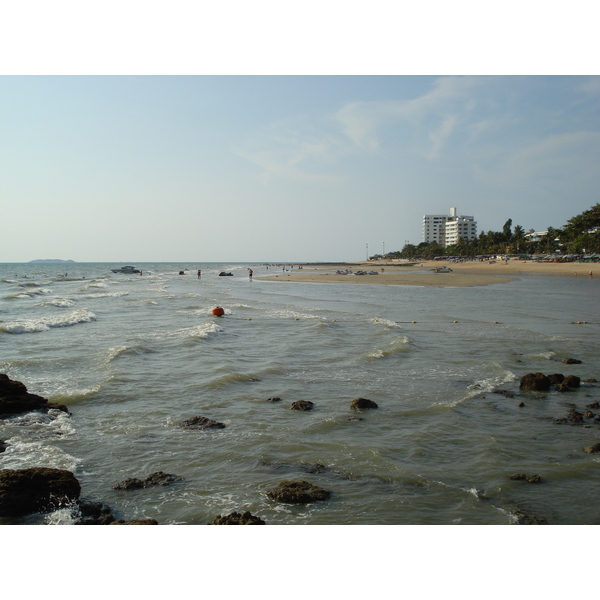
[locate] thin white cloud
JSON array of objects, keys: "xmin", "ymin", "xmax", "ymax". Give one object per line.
[{"xmin": 335, "ymin": 76, "xmax": 484, "ymax": 157}]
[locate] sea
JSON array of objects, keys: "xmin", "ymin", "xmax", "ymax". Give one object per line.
[{"xmin": 1, "ymin": 261, "xmax": 599, "ymax": 525}]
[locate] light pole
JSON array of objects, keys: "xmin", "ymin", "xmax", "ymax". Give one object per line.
[{"xmin": 366, "ymin": 244, "xmax": 368, "ymax": 261}]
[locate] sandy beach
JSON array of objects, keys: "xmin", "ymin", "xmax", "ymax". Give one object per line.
[{"xmin": 259, "ymin": 259, "xmax": 597, "ymax": 287}]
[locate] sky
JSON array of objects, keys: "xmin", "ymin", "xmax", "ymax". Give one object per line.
[{"xmin": 1, "ymin": 74, "xmax": 599, "ymax": 263}]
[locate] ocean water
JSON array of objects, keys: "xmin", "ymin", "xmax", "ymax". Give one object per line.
[{"xmin": 1, "ymin": 261, "xmax": 599, "ymax": 525}]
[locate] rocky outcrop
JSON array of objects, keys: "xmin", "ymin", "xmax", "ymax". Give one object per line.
[
  {"xmin": 113, "ymin": 471, "xmax": 183, "ymax": 490},
  {"xmin": 547, "ymin": 374, "xmax": 565, "ymax": 385},
  {"xmin": 561, "ymin": 358, "xmax": 582, "ymax": 364},
  {"xmin": 178, "ymin": 416, "xmax": 226, "ymax": 430},
  {"xmin": 519, "ymin": 373, "xmax": 551, "ymax": 391},
  {"xmin": 0, "ymin": 374, "xmax": 69, "ymax": 417},
  {"xmin": 211, "ymin": 511, "xmax": 266, "ymax": 524},
  {"xmin": 0, "ymin": 440, "xmax": 7, "ymax": 453},
  {"xmin": 266, "ymin": 480, "xmax": 331, "ymax": 504},
  {"xmin": 583, "ymin": 443, "xmax": 600, "ymax": 454},
  {"xmin": 290, "ymin": 400, "xmax": 314, "ymax": 411},
  {"xmin": 0, "ymin": 467, "xmax": 81, "ymax": 517},
  {"xmin": 351, "ymin": 398, "xmax": 379, "ymax": 410},
  {"xmin": 557, "ymin": 375, "xmax": 581, "ymax": 392},
  {"xmin": 509, "ymin": 473, "xmax": 542, "ymax": 483},
  {"xmin": 512, "ymin": 509, "xmax": 548, "ymax": 525}
]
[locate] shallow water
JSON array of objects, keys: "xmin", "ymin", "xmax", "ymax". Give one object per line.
[{"xmin": 1, "ymin": 262, "xmax": 599, "ymax": 524}]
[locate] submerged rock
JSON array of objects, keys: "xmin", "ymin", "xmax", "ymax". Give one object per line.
[
  {"xmin": 178, "ymin": 416, "xmax": 226, "ymax": 430},
  {"xmin": 113, "ymin": 471, "xmax": 183, "ymax": 490},
  {"xmin": 0, "ymin": 467, "xmax": 81, "ymax": 517},
  {"xmin": 583, "ymin": 443, "xmax": 600, "ymax": 454},
  {"xmin": 0, "ymin": 374, "xmax": 69, "ymax": 417},
  {"xmin": 493, "ymin": 390, "xmax": 516, "ymax": 398},
  {"xmin": 509, "ymin": 473, "xmax": 542, "ymax": 483},
  {"xmin": 350, "ymin": 398, "xmax": 379, "ymax": 410},
  {"xmin": 266, "ymin": 480, "xmax": 331, "ymax": 504},
  {"xmin": 266, "ymin": 397, "xmax": 282, "ymax": 402},
  {"xmin": 519, "ymin": 373, "xmax": 551, "ymax": 392},
  {"xmin": 290, "ymin": 400, "xmax": 314, "ymax": 411},
  {"xmin": 211, "ymin": 511, "xmax": 266, "ymax": 524},
  {"xmin": 561, "ymin": 358, "xmax": 582, "ymax": 364},
  {"xmin": 512, "ymin": 509, "xmax": 548, "ymax": 525}
]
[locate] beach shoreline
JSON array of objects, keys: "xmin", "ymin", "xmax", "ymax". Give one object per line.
[{"xmin": 258, "ymin": 259, "xmax": 596, "ymax": 287}]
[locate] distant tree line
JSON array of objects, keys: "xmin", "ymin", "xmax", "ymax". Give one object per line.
[{"xmin": 370, "ymin": 203, "xmax": 600, "ymax": 260}]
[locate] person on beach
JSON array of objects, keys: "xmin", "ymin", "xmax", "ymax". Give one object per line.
[
  {"xmin": 248, "ymin": 269, "xmax": 253, "ymax": 280},
  {"xmin": 197, "ymin": 270, "xmax": 201, "ymax": 279}
]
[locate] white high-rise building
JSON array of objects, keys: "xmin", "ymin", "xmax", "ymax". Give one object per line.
[{"xmin": 422, "ymin": 207, "xmax": 477, "ymax": 247}]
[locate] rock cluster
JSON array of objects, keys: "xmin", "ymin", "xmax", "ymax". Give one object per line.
[
  {"xmin": 509, "ymin": 473, "xmax": 542, "ymax": 483},
  {"xmin": 178, "ymin": 416, "xmax": 226, "ymax": 430},
  {"xmin": 211, "ymin": 511, "xmax": 265, "ymax": 524},
  {"xmin": 0, "ymin": 467, "xmax": 81, "ymax": 517},
  {"xmin": 266, "ymin": 480, "xmax": 331, "ymax": 504},
  {"xmin": 0, "ymin": 374, "xmax": 68, "ymax": 417},
  {"xmin": 290, "ymin": 400, "xmax": 314, "ymax": 411},
  {"xmin": 351, "ymin": 398, "xmax": 379, "ymax": 410},
  {"xmin": 113, "ymin": 471, "xmax": 183, "ymax": 490},
  {"xmin": 520, "ymin": 372, "xmax": 582, "ymax": 393}
]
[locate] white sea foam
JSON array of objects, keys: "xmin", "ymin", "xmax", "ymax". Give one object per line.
[
  {"xmin": 0, "ymin": 308, "xmax": 97, "ymax": 334},
  {"xmin": 367, "ymin": 336, "xmax": 411, "ymax": 359},
  {"xmin": 38, "ymin": 298, "xmax": 76, "ymax": 308}
]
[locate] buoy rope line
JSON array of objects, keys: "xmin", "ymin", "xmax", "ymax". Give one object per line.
[{"xmin": 213, "ymin": 316, "xmax": 598, "ymax": 325}]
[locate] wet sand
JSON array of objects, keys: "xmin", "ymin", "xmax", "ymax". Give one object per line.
[{"xmin": 258, "ymin": 259, "xmax": 596, "ymax": 287}]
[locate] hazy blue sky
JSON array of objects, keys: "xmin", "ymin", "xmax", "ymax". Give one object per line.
[{"xmin": 2, "ymin": 75, "xmax": 599, "ymax": 262}]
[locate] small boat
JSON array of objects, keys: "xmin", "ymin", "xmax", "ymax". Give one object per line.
[
  {"xmin": 111, "ymin": 266, "xmax": 141, "ymax": 274},
  {"xmin": 219, "ymin": 272, "xmax": 233, "ymax": 276},
  {"xmin": 433, "ymin": 267, "xmax": 453, "ymax": 273}
]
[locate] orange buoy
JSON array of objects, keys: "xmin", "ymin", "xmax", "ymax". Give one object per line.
[{"xmin": 212, "ymin": 307, "xmax": 225, "ymax": 316}]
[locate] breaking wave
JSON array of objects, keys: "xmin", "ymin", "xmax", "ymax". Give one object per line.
[{"xmin": 0, "ymin": 308, "xmax": 97, "ymax": 334}]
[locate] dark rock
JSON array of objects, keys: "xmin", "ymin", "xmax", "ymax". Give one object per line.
[
  {"xmin": 587, "ymin": 401, "xmax": 600, "ymax": 409},
  {"xmin": 584, "ymin": 379, "xmax": 598, "ymax": 383},
  {"xmin": 350, "ymin": 397, "xmax": 379, "ymax": 410},
  {"xmin": 75, "ymin": 499, "xmax": 114, "ymax": 524},
  {"xmin": 178, "ymin": 416, "xmax": 226, "ymax": 430},
  {"xmin": 113, "ymin": 478, "xmax": 146, "ymax": 491},
  {"xmin": 113, "ymin": 471, "xmax": 183, "ymax": 490},
  {"xmin": 493, "ymin": 389, "xmax": 515, "ymax": 398},
  {"xmin": 290, "ymin": 400, "xmax": 314, "ymax": 411},
  {"xmin": 585, "ymin": 411, "xmax": 595, "ymax": 419},
  {"xmin": 266, "ymin": 397, "xmax": 281, "ymax": 402},
  {"xmin": 0, "ymin": 374, "xmax": 69, "ymax": 417},
  {"xmin": 0, "ymin": 467, "xmax": 81, "ymax": 517},
  {"xmin": 518, "ymin": 402, "xmax": 525, "ymax": 407},
  {"xmin": 547, "ymin": 373, "xmax": 565, "ymax": 385},
  {"xmin": 561, "ymin": 358, "xmax": 582, "ymax": 364},
  {"xmin": 127, "ymin": 519, "xmax": 159, "ymax": 525},
  {"xmin": 563, "ymin": 375, "xmax": 581, "ymax": 388},
  {"xmin": 144, "ymin": 471, "xmax": 183, "ymax": 486},
  {"xmin": 509, "ymin": 473, "xmax": 541, "ymax": 482},
  {"xmin": 512, "ymin": 509, "xmax": 548, "ymax": 525},
  {"xmin": 266, "ymin": 480, "xmax": 331, "ymax": 504},
  {"xmin": 0, "ymin": 440, "xmax": 7, "ymax": 453},
  {"xmin": 519, "ymin": 373, "xmax": 551, "ymax": 392},
  {"xmin": 212, "ymin": 511, "xmax": 266, "ymax": 524},
  {"xmin": 568, "ymin": 409, "xmax": 584, "ymax": 423},
  {"xmin": 583, "ymin": 443, "xmax": 600, "ymax": 454}
]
